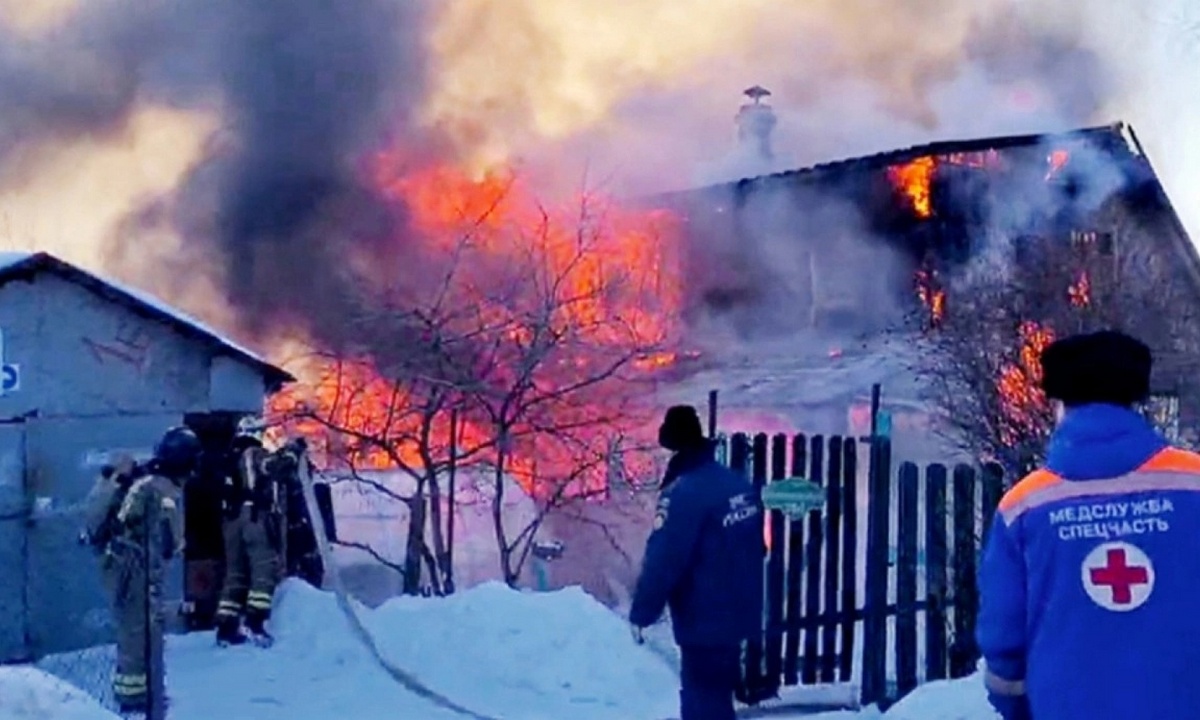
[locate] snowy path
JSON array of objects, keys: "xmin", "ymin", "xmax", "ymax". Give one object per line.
[{"xmin": 14, "ymin": 580, "xmax": 998, "ymax": 720}]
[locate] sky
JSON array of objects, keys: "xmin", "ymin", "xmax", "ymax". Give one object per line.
[{"xmin": 0, "ymin": 0, "xmax": 1197, "ymax": 338}]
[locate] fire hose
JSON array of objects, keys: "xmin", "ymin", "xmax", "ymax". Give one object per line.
[{"xmin": 295, "ymin": 460, "xmax": 500, "ymax": 720}]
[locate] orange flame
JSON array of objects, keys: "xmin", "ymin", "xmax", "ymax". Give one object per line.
[
  {"xmin": 915, "ymin": 268, "xmax": 946, "ymax": 326},
  {"xmin": 997, "ymin": 321, "xmax": 1055, "ymax": 445},
  {"xmin": 1046, "ymin": 150, "xmax": 1069, "ymax": 181},
  {"xmin": 887, "ymin": 156, "xmax": 936, "ymax": 218},
  {"xmin": 269, "ymin": 155, "xmax": 682, "ymax": 496},
  {"xmin": 1068, "ymin": 271, "xmax": 1090, "ymax": 308}
]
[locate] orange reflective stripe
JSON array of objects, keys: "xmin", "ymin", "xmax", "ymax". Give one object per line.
[
  {"xmin": 998, "ymin": 468, "xmax": 1062, "ymax": 512},
  {"xmin": 1137, "ymin": 447, "xmax": 1200, "ymax": 474}
]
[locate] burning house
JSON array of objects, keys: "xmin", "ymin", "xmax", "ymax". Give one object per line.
[{"xmin": 654, "ymin": 120, "xmax": 1200, "ymax": 457}]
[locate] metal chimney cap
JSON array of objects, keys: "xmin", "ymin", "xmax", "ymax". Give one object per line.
[{"xmin": 743, "ymin": 85, "xmax": 772, "ymax": 103}]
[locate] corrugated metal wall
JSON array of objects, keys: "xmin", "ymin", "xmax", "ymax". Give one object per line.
[{"xmin": 0, "ymin": 271, "xmax": 272, "ymax": 661}]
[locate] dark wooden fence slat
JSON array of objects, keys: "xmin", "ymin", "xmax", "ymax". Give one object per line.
[
  {"xmin": 950, "ymin": 464, "xmax": 979, "ymax": 678},
  {"xmin": 980, "ymin": 462, "xmax": 1005, "ymax": 540},
  {"xmin": 924, "ymin": 464, "xmax": 950, "ymax": 682},
  {"xmin": 819, "ymin": 436, "xmax": 844, "ymax": 683},
  {"xmin": 782, "ymin": 434, "xmax": 807, "ymax": 686},
  {"xmin": 838, "ymin": 439, "xmax": 858, "ymax": 683},
  {"xmin": 730, "ymin": 433, "xmax": 751, "ymax": 479},
  {"xmin": 860, "ymin": 438, "xmax": 892, "ymax": 707},
  {"xmin": 800, "ymin": 435, "xmax": 825, "ymax": 684},
  {"xmin": 746, "ymin": 434, "xmax": 769, "ymax": 686},
  {"xmin": 765, "ymin": 435, "xmax": 789, "ymax": 687},
  {"xmin": 895, "ymin": 462, "xmax": 920, "ymax": 696}
]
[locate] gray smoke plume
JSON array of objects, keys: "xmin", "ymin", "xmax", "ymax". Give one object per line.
[{"xmin": 0, "ymin": 0, "xmax": 435, "ymax": 349}]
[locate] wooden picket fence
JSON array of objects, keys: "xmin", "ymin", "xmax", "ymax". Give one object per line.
[{"xmin": 722, "ymin": 432, "xmax": 1006, "ymax": 709}]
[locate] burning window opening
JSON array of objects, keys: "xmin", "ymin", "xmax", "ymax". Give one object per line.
[
  {"xmin": 914, "ymin": 267, "xmax": 946, "ymax": 328},
  {"xmin": 1045, "ymin": 149, "xmax": 1070, "ymax": 181},
  {"xmin": 1068, "ymin": 271, "xmax": 1091, "ymax": 308},
  {"xmin": 886, "ymin": 156, "xmax": 936, "ymax": 219}
]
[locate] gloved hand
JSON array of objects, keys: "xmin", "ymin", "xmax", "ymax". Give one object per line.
[
  {"xmin": 988, "ymin": 693, "xmax": 1032, "ymax": 720},
  {"xmin": 630, "ymin": 623, "xmax": 645, "ymax": 645}
]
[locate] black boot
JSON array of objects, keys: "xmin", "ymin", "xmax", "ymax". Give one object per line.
[
  {"xmin": 117, "ymin": 695, "xmax": 148, "ymax": 715},
  {"xmin": 245, "ymin": 609, "xmax": 274, "ymax": 647},
  {"xmin": 215, "ymin": 615, "xmax": 246, "ymax": 647}
]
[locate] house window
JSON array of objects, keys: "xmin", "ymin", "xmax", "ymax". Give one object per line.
[
  {"xmin": 1070, "ymin": 230, "xmax": 1115, "ymax": 256},
  {"xmin": 1142, "ymin": 394, "xmax": 1181, "ymax": 442}
]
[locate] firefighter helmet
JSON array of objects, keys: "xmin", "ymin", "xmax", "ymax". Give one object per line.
[{"xmin": 154, "ymin": 426, "xmax": 202, "ymax": 477}]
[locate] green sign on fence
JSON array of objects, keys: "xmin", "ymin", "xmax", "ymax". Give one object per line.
[
  {"xmin": 761, "ymin": 477, "xmax": 827, "ymax": 519},
  {"xmin": 876, "ymin": 410, "xmax": 893, "ymax": 439}
]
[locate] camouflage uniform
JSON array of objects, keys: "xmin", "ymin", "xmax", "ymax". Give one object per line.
[
  {"xmin": 216, "ymin": 445, "xmax": 282, "ymax": 643},
  {"xmin": 104, "ymin": 471, "xmax": 184, "ymax": 709}
]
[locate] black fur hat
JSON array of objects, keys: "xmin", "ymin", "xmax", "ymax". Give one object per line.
[
  {"xmin": 1040, "ymin": 330, "xmax": 1152, "ymax": 407},
  {"xmin": 658, "ymin": 405, "xmax": 705, "ymax": 451}
]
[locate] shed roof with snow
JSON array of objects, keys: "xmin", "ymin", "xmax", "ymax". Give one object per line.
[{"xmin": 0, "ymin": 251, "xmax": 293, "ymax": 390}]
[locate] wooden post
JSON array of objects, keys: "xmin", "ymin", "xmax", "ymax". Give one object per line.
[
  {"xmin": 869, "ymin": 383, "xmax": 882, "ymax": 438},
  {"xmin": 924, "ymin": 464, "xmax": 950, "ymax": 682},
  {"xmin": 860, "ymin": 437, "xmax": 892, "ymax": 706},
  {"xmin": 707, "ymin": 389, "xmax": 719, "ymax": 437}
]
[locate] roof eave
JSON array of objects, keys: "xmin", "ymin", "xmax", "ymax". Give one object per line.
[{"xmin": 0, "ymin": 252, "xmax": 295, "ymax": 389}]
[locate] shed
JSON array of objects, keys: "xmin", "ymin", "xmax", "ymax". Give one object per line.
[{"xmin": 0, "ymin": 251, "xmax": 293, "ymax": 662}]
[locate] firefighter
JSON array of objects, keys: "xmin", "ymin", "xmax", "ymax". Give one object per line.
[
  {"xmin": 81, "ymin": 453, "xmax": 141, "ymax": 553},
  {"xmin": 630, "ymin": 405, "xmax": 765, "ymax": 720},
  {"xmin": 84, "ymin": 427, "xmax": 198, "ymax": 713},
  {"xmin": 215, "ymin": 416, "xmax": 283, "ymax": 647}
]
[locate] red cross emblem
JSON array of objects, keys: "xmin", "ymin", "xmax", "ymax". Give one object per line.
[{"xmin": 1081, "ymin": 541, "xmax": 1154, "ymax": 612}]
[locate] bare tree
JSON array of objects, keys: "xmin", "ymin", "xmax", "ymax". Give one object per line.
[
  {"xmin": 271, "ymin": 177, "xmax": 678, "ymax": 591},
  {"xmin": 914, "ymin": 198, "xmax": 1200, "ymax": 477}
]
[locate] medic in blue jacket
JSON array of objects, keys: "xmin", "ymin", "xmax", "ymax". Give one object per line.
[
  {"xmin": 978, "ymin": 330, "xmax": 1200, "ymax": 720},
  {"xmin": 630, "ymin": 405, "xmax": 765, "ymax": 720}
]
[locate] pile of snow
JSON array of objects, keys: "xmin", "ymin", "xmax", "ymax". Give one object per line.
[
  {"xmin": 805, "ymin": 673, "xmax": 999, "ymax": 720},
  {"xmin": 879, "ymin": 675, "xmax": 999, "ymax": 720},
  {"xmin": 161, "ymin": 579, "xmax": 678, "ymax": 720},
  {"xmin": 0, "ymin": 665, "xmax": 119, "ymax": 720}
]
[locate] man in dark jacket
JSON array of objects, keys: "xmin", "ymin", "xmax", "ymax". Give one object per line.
[{"xmin": 630, "ymin": 405, "xmax": 765, "ymax": 720}]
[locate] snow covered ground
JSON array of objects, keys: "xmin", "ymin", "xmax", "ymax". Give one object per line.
[
  {"xmin": 12, "ymin": 578, "xmax": 999, "ymax": 720},
  {"xmin": 0, "ymin": 665, "xmax": 120, "ymax": 720}
]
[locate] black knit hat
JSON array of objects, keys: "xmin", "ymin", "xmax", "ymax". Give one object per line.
[
  {"xmin": 1040, "ymin": 330, "xmax": 1152, "ymax": 407},
  {"xmin": 658, "ymin": 405, "xmax": 705, "ymax": 451}
]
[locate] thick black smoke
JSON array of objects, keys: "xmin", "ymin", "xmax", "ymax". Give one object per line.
[{"xmin": 1, "ymin": 0, "xmax": 436, "ymax": 349}]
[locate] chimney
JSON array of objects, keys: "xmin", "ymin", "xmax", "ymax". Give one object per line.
[{"xmin": 736, "ymin": 85, "xmax": 777, "ymax": 162}]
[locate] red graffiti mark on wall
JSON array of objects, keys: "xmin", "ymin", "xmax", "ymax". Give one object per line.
[{"xmin": 81, "ymin": 320, "xmax": 151, "ymax": 372}]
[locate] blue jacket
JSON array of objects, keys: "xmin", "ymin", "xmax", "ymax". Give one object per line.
[
  {"xmin": 630, "ymin": 443, "xmax": 765, "ymax": 648},
  {"xmin": 978, "ymin": 404, "xmax": 1200, "ymax": 720}
]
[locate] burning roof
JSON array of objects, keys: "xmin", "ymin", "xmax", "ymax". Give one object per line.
[{"xmin": 654, "ymin": 121, "xmax": 1200, "ymax": 332}]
